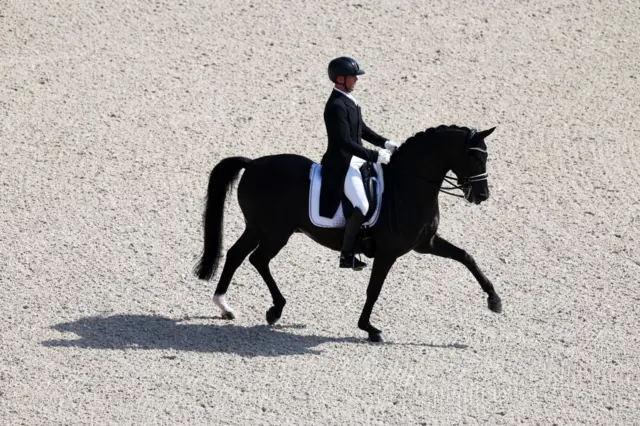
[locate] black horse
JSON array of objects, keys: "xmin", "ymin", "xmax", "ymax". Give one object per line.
[{"xmin": 194, "ymin": 125, "xmax": 502, "ymax": 342}]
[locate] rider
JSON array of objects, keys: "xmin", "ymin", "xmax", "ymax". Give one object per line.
[{"xmin": 320, "ymin": 56, "xmax": 398, "ymax": 270}]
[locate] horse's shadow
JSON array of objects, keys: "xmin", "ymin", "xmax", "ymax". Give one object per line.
[
  {"xmin": 42, "ymin": 314, "xmax": 469, "ymax": 357},
  {"xmin": 41, "ymin": 314, "xmax": 356, "ymax": 357}
]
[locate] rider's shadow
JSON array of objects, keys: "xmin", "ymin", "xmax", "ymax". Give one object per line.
[{"xmin": 41, "ymin": 314, "xmax": 357, "ymax": 357}]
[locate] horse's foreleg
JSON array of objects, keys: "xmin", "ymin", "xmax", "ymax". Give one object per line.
[
  {"xmin": 414, "ymin": 234, "xmax": 502, "ymax": 313},
  {"xmin": 357, "ymin": 255, "xmax": 397, "ymax": 342},
  {"xmin": 249, "ymin": 233, "xmax": 291, "ymax": 325},
  {"xmin": 213, "ymin": 227, "xmax": 260, "ymax": 319}
]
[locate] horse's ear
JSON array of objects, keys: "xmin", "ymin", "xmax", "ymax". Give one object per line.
[{"xmin": 478, "ymin": 126, "xmax": 496, "ymax": 139}]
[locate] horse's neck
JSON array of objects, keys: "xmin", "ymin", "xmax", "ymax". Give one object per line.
[
  {"xmin": 386, "ymin": 142, "xmax": 451, "ymax": 230},
  {"xmin": 388, "ymin": 140, "xmax": 452, "ymax": 199},
  {"xmin": 391, "ymin": 166, "xmax": 447, "ymax": 211}
]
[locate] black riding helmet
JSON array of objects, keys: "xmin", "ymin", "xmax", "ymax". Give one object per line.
[{"xmin": 328, "ymin": 56, "xmax": 365, "ymax": 83}]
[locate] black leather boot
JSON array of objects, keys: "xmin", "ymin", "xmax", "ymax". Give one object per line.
[{"xmin": 340, "ymin": 208, "xmax": 367, "ymax": 270}]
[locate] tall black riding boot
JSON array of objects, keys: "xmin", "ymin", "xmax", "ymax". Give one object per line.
[{"xmin": 340, "ymin": 208, "xmax": 367, "ymax": 270}]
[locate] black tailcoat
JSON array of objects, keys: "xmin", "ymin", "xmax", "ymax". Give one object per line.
[{"xmin": 319, "ymin": 89, "xmax": 387, "ymax": 218}]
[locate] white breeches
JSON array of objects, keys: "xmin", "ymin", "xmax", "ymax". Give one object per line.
[{"xmin": 344, "ymin": 156, "xmax": 369, "ymax": 215}]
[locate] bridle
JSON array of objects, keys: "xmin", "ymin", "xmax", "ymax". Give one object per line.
[
  {"xmin": 441, "ymin": 128, "xmax": 489, "ymax": 199},
  {"xmin": 408, "ymin": 128, "xmax": 489, "ymax": 199}
]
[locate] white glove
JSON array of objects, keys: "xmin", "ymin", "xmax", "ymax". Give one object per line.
[
  {"xmin": 384, "ymin": 140, "xmax": 399, "ymax": 153},
  {"xmin": 377, "ymin": 149, "xmax": 391, "ymax": 164}
]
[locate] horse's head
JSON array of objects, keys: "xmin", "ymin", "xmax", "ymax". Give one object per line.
[
  {"xmin": 449, "ymin": 127, "xmax": 496, "ymax": 204},
  {"xmin": 389, "ymin": 125, "xmax": 497, "ymax": 203}
]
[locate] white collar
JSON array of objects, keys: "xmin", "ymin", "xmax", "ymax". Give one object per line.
[{"xmin": 333, "ymin": 87, "xmax": 358, "ymax": 106}]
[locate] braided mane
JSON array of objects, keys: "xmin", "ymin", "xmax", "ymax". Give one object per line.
[{"xmin": 395, "ymin": 124, "xmax": 471, "ymax": 156}]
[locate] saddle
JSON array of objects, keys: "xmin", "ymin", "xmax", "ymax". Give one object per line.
[{"xmin": 308, "ymin": 160, "xmax": 385, "ymax": 258}]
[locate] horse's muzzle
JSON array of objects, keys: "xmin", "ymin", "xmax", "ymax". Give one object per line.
[
  {"xmin": 473, "ymin": 190, "xmax": 489, "ymax": 204},
  {"xmin": 466, "ymin": 186, "xmax": 489, "ymax": 204}
]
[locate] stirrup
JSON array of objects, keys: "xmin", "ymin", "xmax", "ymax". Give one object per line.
[{"xmin": 340, "ymin": 252, "xmax": 367, "ymax": 271}]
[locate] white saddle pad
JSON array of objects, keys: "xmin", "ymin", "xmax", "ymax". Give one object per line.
[{"xmin": 308, "ymin": 162, "xmax": 385, "ymax": 228}]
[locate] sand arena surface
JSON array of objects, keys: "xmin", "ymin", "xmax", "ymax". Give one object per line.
[{"xmin": 1, "ymin": 0, "xmax": 639, "ymax": 424}]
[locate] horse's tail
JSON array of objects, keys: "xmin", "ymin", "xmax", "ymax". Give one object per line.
[{"xmin": 194, "ymin": 156, "xmax": 251, "ymax": 281}]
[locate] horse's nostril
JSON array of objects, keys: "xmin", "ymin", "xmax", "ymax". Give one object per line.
[{"xmin": 475, "ymin": 192, "xmax": 488, "ymax": 203}]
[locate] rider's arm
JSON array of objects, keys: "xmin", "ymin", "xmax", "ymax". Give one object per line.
[
  {"xmin": 362, "ymin": 120, "xmax": 388, "ymax": 148},
  {"xmin": 325, "ymin": 103, "xmax": 379, "ymax": 162}
]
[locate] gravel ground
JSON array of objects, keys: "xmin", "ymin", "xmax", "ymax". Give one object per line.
[{"xmin": 1, "ymin": 0, "xmax": 639, "ymax": 424}]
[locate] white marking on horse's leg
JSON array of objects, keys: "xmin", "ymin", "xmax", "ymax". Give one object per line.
[{"xmin": 213, "ymin": 294, "xmax": 233, "ymax": 315}]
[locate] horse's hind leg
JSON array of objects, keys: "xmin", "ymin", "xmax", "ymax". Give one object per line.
[
  {"xmin": 248, "ymin": 231, "xmax": 292, "ymax": 326},
  {"xmin": 414, "ymin": 233, "xmax": 502, "ymax": 313},
  {"xmin": 213, "ymin": 227, "xmax": 260, "ymax": 319}
]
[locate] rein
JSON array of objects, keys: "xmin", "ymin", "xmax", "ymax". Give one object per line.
[{"xmin": 441, "ymin": 170, "xmax": 489, "ymax": 198}]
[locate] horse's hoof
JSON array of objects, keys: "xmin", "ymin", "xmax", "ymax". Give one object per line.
[
  {"xmin": 221, "ymin": 311, "xmax": 235, "ymax": 320},
  {"xmin": 488, "ymin": 295, "xmax": 502, "ymax": 313},
  {"xmin": 368, "ymin": 331, "xmax": 384, "ymax": 343},
  {"xmin": 266, "ymin": 307, "xmax": 281, "ymax": 325}
]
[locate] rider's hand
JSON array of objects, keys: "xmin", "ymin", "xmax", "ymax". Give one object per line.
[
  {"xmin": 384, "ymin": 140, "xmax": 399, "ymax": 154},
  {"xmin": 376, "ymin": 149, "xmax": 391, "ymax": 164}
]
